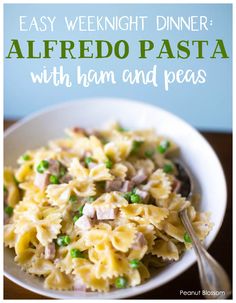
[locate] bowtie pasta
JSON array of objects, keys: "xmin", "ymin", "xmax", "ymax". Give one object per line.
[{"xmin": 4, "ymin": 122, "xmax": 213, "ymax": 293}]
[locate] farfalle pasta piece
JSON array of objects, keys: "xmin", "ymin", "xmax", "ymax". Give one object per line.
[
  {"xmin": 104, "ymin": 142, "xmax": 120, "ymax": 162},
  {"xmin": 115, "ymin": 139, "xmax": 133, "ymax": 159},
  {"xmin": 46, "ymin": 183, "xmax": 71, "ymax": 208},
  {"xmin": 94, "ymin": 245, "xmax": 130, "ymax": 279},
  {"xmin": 85, "ymin": 226, "xmax": 111, "ymax": 247},
  {"xmin": 157, "ymin": 211, "xmax": 186, "ymax": 242},
  {"xmin": 73, "ymin": 263, "xmax": 109, "ymax": 292},
  {"xmin": 70, "ymin": 179, "xmax": 96, "ymax": 197},
  {"xmin": 104, "ymin": 138, "xmax": 132, "ymax": 161},
  {"xmin": 110, "ymin": 163, "xmax": 128, "ymax": 180},
  {"xmin": 152, "ymin": 239, "xmax": 179, "ymax": 261},
  {"xmin": 56, "ymin": 245, "xmax": 88, "ymax": 274},
  {"xmin": 36, "ymin": 221, "xmax": 61, "ymax": 246},
  {"xmin": 111, "ymin": 224, "xmax": 137, "ymax": 252},
  {"xmin": 157, "ymin": 193, "xmax": 190, "ymax": 212},
  {"xmin": 138, "ymin": 262, "xmax": 150, "ymax": 281},
  {"xmin": 143, "ymin": 254, "xmax": 169, "ymax": 268},
  {"xmin": 68, "ymin": 158, "xmax": 88, "ymax": 179},
  {"xmin": 13, "ymin": 198, "xmax": 40, "ymax": 224},
  {"xmin": 64, "ymin": 127, "xmax": 87, "ymax": 139},
  {"xmin": 4, "ymin": 224, "xmax": 17, "ymax": 248},
  {"xmin": 132, "ymin": 128, "xmax": 158, "ymax": 142},
  {"xmin": 48, "ymin": 137, "xmax": 75, "ymax": 152},
  {"xmin": 19, "ymin": 181, "xmax": 47, "ymax": 204},
  {"xmin": 4, "ymin": 167, "xmax": 20, "ymax": 207},
  {"xmin": 28, "ymin": 258, "xmax": 54, "ymax": 276},
  {"xmin": 128, "ymin": 245, "xmax": 148, "ymax": 260},
  {"xmin": 89, "ymin": 163, "xmax": 113, "ymax": 181},
  {"xmin": 14, "ymin": 229, "xmax": 38, "ymax": 267},
  {"xmin": 192, "ymin": 211, "xmax": 213, "ymax": 240},
  {"xmin": 73, "ymin": 137, "xmax": 92, "ymax": 157},
  {"xmin": 14, "ymin": 200, "xmax": 62, "ymax": 246},
  {"xmin": 90, "ymin": 135, "xmax": 107, "ymax": 162},
  {"xmin": 45, "ymin": 268, "xmax": 73, "ymax": 290},
  {"xmin": 143, "ymin": 205, "xmax": 169, "ymax": 227},
  {"xmin": 69, "ymin": 158, "xmax": 113, "ymax": 182},
  {"xmin": 132, "ymin": 159, "xmax": 155, "ymax": 176},
  {"xmin": 126, "ymin": 268, "xmax": 141, "ymax": 287},
  {"xmin": 147, "ymin": 169, "xmax": 172, "ymax": 200},
  {"xmin": 137, "ymin": 224, "xmax": 156, "ymax": 252},
  {"xmin": 15, "ymin": 163, "xmax": 34, "ymax": 183},
  {"xmin": 120, "ymin": 204, "xmax": 168, "ymax": 227},
  {"xmin": 122, "ymin": 161, "xmax": 136, "ymax": 178},
  {"xmin": 92, "ymin": 192, "xmax": 128, "ymax": 209}
]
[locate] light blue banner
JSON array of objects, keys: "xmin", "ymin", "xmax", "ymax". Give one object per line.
[{"xmin": 4, "ymin": 4, "xmax": 232, "ymax": 131}]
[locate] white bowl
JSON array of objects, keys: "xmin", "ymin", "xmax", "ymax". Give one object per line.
[{"xmin": 4, "ymin": 98, "xmax": 227, "ymax": 299}]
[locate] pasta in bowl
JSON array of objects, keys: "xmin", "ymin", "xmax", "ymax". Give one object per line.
[
  {"xmin": 4, "ymin": 99, "xmax": 227, "ymax": 299},
  {"xmin": 4, "ymin": 121, "xmax": 213, "ymax": 293}
]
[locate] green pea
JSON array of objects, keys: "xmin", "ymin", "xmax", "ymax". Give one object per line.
[
  {"xmin": 70, "ymin": 248, "xmax": 84, "ymax": 258},
  {"xmin": 117, "ymin": 126, "xmax": 127, "ymax": 132},
  {"xmin": 13, "ymin": 176, "xmax": 19, "ymax": 185},
  {"xmin": 157, "ymin": 140, "xmax": 170, "ymax": 154},
  {"xmin": 184, "ymin": 232, "xmax": 192, "ymax": 243},
  {"xmin": 84, "ymin": 157, "xmax": 94, "ymax": 167},
  {"xmin": 78, "ymin": 205, "xmax": 84, "ymax": 216},
  {"xmin": 69, "ymin": 194, "xmax": 78, "ymax": 203},
  {"xmin": 21, "ymin": 154, "xmax": 31, "ymax": 161},
  {"xmin": 57, "ymin": 235, "xmax": 71, "ymax": 246},
  {"xmin": 115, "ymin": 277, "xmax": 127, "ymax": 289},
  {"xmin": 36, "ymin": 160, "xmax": 49, "ymax": 173},
  {"xmin": 105, "ymin": 159, "xmax": 113, "ymax": 169},
  {"xmin": 163, "ymin": 163, "xmax": 173, "ymax": 173},
  {"xmin": 73, "ymin": 214, "xmax": 80, "ymax": 223},
  {"xmin": 97, "ymin": 181, "xmax": 105, "ymax": 190},
  {"xmin": 87, "ymin": 196, "xmax": 95, "ymax": 202},
  {"xmin": 49, "ymin": 175, "xmax": 60, "ymax": 184},
  {"xmin": 5, "ymin": 206, "xmax": 13, "ymax": 216},
  {"xmin": 130, "ymin": 194, "xmax": 141, "ymax": 204},
  {"xmin": 129, "ymin": 259, "xmax": 140, "ymax": 269},
  {"xmin": 59, "ymin": 166, "xmax": 67, "ymax": 177},
  {"xmin": 144, "ymin": 150, "xmax": 154, "ymax": 158},
  {"xmin": 131, "ymin": 140, "xmax": 144, "ymax": 154},
  {"xmin": 123, "ymin": 192, "xmax": 132, "ymax": 201}
]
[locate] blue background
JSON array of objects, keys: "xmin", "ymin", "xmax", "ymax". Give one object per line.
[{"xmin": 4, "ymin": 4, "xmax": 232, "ymax": 131}]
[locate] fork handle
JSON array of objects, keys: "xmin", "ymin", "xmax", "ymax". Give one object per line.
[{"xmin": 180, "ymin": 208, "xmax": 231, "ymax": 299}]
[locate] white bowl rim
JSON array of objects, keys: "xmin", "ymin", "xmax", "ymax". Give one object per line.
[{"xmin": 4, "ymin": 97, "xmax": 228, "ymax": 299}]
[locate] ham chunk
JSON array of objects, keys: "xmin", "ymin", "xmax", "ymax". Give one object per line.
[
  {"xmin": 4, "ymin": 213, "xmax": 10, "ymax": 225},
  {"xmin": 74, "ymin": 277, "xmax": 87, "ymax": 291},
  {"xmin": 34, "ymin": 172, "xmax": 50, "ymax": 190},
  {"xmin": 120, "ymin": 180, "xmax": 134, "ymax": 193},
  {"xmin": 72, "ymin": 127, "xmax": 86, "ymax": 135},
  {"xmin": 45, "ymin": 243, "xmax": 56, "ymax": 260},
  {"xmin": 75, "ymin": 215, "xmax": 93, "ymax": 230},
  {"xmin": 4, "ymin": 188, "xmax": 8, "ymax": 204},
  {"xmin": 135, "ymin": 188, "xmax": 149, "ymax": 202},
  {"xmin": 60, "ymin": 174, "xmax": 73, "ymax": 184},
  {"xmin": 87, "ymin": 162, "xmax": 97, "ymax": 169},
  {"xmin": 172, "ymin": 178, "xmax": 182, "ymax": 193},
  {"xmin": 105, "ymin": 179, "xmax": 123, "ymax": 192},
  {"xmin": 131, "ymin": 169, "xmax": 148, "ymax": 185},
  {"xmin": 82, "ymin": 203, "xmax": 96, "ymax": 218},
  {"xmin": 48, "ymin": 159, "xmax": 60, "ymax": 176},
  {"xmin": 96, "ymin": 207, "xmax": 117, "ymax": 220},
  {"xmin": 132, "ymin": 232, "xmax": 147, "ymax": 249}
]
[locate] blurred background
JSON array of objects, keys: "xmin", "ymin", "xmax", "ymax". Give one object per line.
[{"xmin": 4, "ymin": 4, "xmax": 232, "ymax": 132}]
